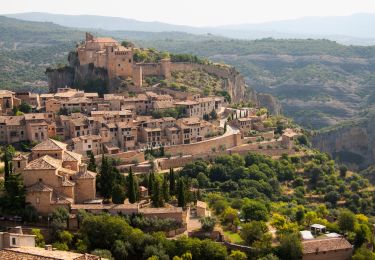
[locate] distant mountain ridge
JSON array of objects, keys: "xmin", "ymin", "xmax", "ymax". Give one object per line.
[{"xmin": 4, "ymin": 12, "xmax": 375, "ymax": 45}]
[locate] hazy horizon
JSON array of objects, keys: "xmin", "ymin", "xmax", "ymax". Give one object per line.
[{"xmin": 3, "ymin": 0, "xmax": 375, "ymax": 26}]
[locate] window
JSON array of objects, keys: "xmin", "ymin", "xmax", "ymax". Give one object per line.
[
  {"xmin": 36, "ymin": 197, "xmax": 40, "ymax": 204},
  {"xmin": 12, "ymin": 237, "xmax": 16, "ymax": 245},
  {"xmin": 17, "ymin": 161, "xmax": 20, "ymax": 168}
]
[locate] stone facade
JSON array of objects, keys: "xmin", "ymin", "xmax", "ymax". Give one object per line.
[
  {"xmin": 77, "ymin": 33, "xmax": 171, "ymax": 85},
  {"xmin": 12, "ymin": 139, "xmax": 96, "ymax": 216},
  {"xmin": 0, "ymin": 227, "xmax": 35, "ymax": 249}
]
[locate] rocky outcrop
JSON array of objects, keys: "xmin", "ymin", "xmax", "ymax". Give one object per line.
[
  {"xmin": 46, "ymin": 51, "xmax": 110, "ymax": 94},
  {"xmin": 312, "ymin": 116, "xmax": 375, "ymax": 170},
  {"xmin": 257, "ymin": 93, "xmax": 282, "ymax": 115},
  {"xmin": 46, "ymin": 52, "xmax": 281, "ymax": 113},
  {"xmin": 169, "ymin": 62, "xmax": 280, "ymax": 114}
]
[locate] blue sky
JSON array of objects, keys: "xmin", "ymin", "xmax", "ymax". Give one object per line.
[{"xmin": 2, "ymin": 0, "xmax": 375, "ymax": 26}]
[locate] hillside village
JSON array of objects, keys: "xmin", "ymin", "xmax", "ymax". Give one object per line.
[{"xmin": 0, "ymin": 33, "xmax": 373, "ymax": 260}]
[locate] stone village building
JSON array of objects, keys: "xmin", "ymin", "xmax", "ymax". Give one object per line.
[{"xmin": 12, "ymin": 139, "xmax": 96, "ymax": 215}]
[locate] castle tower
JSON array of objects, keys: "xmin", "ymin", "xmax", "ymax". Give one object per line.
[
  {"xmin": 86, "ymin": 32, "xmax": 94, "ymax": 41},
  {"xmin": 160, "ymin": 58, "xmax": 171, "ymax": 79},
  {"xmin": 133, "ymin": 65, "xmax": 143, "ymax": 87},
  {"xmin": 12, "ymin": 154, "xmax": 28, "ymax": 173}
]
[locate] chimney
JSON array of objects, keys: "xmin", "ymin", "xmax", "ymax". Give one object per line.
[
  {"xmin": 9, "ymin": 226, "xmax": 23, "ymax": 234},
  {"xmin": 45, "ymin": 245, "xmax": 53, "ymax": 251},
  {"xmin": 79, "ymin": 163, "xmax": 88, "ymax": 174}
]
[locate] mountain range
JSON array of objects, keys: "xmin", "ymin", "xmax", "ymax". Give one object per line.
[{"xmin": 4, "ymin": 12, "xmax": 375, "ymax": 45}]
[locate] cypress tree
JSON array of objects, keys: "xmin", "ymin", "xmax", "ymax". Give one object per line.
[
  {"xmin": 112, "ymin": 184, "xmax": 126, "ymax": 204},
  {"xmin": 151, "ymin": 177, "xmax": 164, "ymax": 207},
  {"xmin": 148, "ymin": 172, "xmax": 154, "ymax": 196},
  {"xmin": 177, "ymin": 179, "xmax": 186, "ymax": 208},
  {"xmin": 99, "ymin": 156, "xmax": 112, "ymax": 201},
  {"xmin": 4, "ymin": 152, "xmax": 9, "ymax": 180},
  {"xmin": 88, "ymin": 151, "xmax": 96, "ymax": 172},
  {"xmin": 127, "ymin": 167, "xmax": 136, "ymax": 204},
  {"xmin": 162, "ymin": 174, "xmax": 170, "ymax": 202},
  {"xmin": 169, "ymin": 168, "xmax": 175, "ymax": 196}
]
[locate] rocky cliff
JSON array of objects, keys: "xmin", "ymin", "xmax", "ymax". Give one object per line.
[
  {"xmin": 312, "ymin": 115, "xmax": 375, "ymax": 170},
  {"xmin": 46, "ymin": 51, "xmax": 111, "ymax": 95},
  {"xmin": 46, "ymin": 52, "xmax": 280, "ymax": 113}
]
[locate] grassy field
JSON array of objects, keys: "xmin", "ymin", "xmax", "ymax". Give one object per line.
[{"xmin": 223, "ymin": 230, "xmax": 244, "ymax": 244}]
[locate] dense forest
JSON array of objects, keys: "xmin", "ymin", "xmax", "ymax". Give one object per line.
[{"xmin": 1, "ymin": 141, "xmax": 375, "ymax": 259}]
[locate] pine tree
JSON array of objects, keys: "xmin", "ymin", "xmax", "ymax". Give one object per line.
[
  {"xmin": 88, "ymin": 151, "xmax": 96, "ymax": 172},
  {"xmin": 169, "ymin": 168, "xmax": 175, "ymax": 196},
  {"xmin": 127, "ymin": 167, "xmax": 136, "ymax": 204},
  {"xmin": 177, "ymin": 179, "xmax": 186, "ymax": 208},
  {"xmin": 162, "ymin": 174, "xmax": 170, "ymax": 202}
]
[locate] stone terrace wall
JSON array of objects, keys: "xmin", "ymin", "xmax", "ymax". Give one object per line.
[
  {"xmin": 165, "ymin": 133, "xmax": 242, "ymax": 156},
  {"xmin": 98, "ymin": 150, "xmax": 145, "ymax": 164}
]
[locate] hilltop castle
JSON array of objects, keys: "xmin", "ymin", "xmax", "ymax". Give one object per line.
[{"xmin": 77, "ymin": 33, "xmax": 171, "ymax": 87}]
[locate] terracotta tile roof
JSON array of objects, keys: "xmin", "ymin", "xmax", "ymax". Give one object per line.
[
  {"xmin": 74, "ymin": 169, "xmax": 96, "ymax": 179},
  {"xmin": 27, "ymin": 181, "xmax": 53, "ymax": 192},
  {"xmin": 0, "ymin": 90, "xmax": 15, "ymax": 95},
  {"xmin": 92, "ymin": 37, "xmax": 117, "ymax": 43},
  {"xmin": 4, "ymin": 116, "xmax": 24, "ymax": 126},
  {"xmin": 302, "ymin": 237, "xmax": 352, "ymax": 254},
  {"xmin": 24, "ymin": 113, "xmax": 45, "ymax": 121},
  {"xmin": 153, "ymin": 100, "xmax": 175, "ymax": 109},
  {"xmin": 31, "ymin": 139, "xmax": 67, "ymax": 151},
  {"xmin": 13, "ymin": 153, "xmax": 28, "ymax": 161},
  {"xmin": 63, "ymin": 151, "xmax": 82, "ymax": 162},
  {"xmin": 72, "ymin": 135, "xmax": 101, "ymax": 142},
  {"xmin": 58, "ymin": 168, "xmax": 77, "ymax": 175},
  {"xmin": 155, "ymin": 94, "xmax": 173, "ymax": 101},
  {"xmin": 40, "ymin": 93, "xmax": 54, "ymax": 98},
  {"xmin": 25, "ymin": 155, "xmax": 62, "ymax": 170},
  {"xmin": 139, "ymin": 207, "xmax": 183, "ymax": 214},
  {"xmin": 52, "ymin": 192, "xmax": 74, "ymax": 204},
  {"xmin": 175, "ymin": 100, "xmax": 199, "ymax": 106},
  {"xmin": 62, "ymin": 179, "xmax": 75, "ymax": 187},
  {"xmin": 3, "ymin": 247, "xmax": 100, "ymax": 260},
  {"xmin": 71, "ymin": 203, "xmax": 138, "ymax": 210},
  {"xmin": 69, "ymin": 118, "xmax": 87, "ymax": 126}
]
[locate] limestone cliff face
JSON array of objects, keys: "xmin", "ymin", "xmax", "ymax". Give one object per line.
[
  {"xmin": 257, "ymin": 93, "xmax": 282, "ymax": 115},
  {"xmin": 46, "ymin": 51, "xmax": 110, "ymax": 94},
  {"xmin": 312, "ymin": 117, "xmax": 375, "ymax": 170}
]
